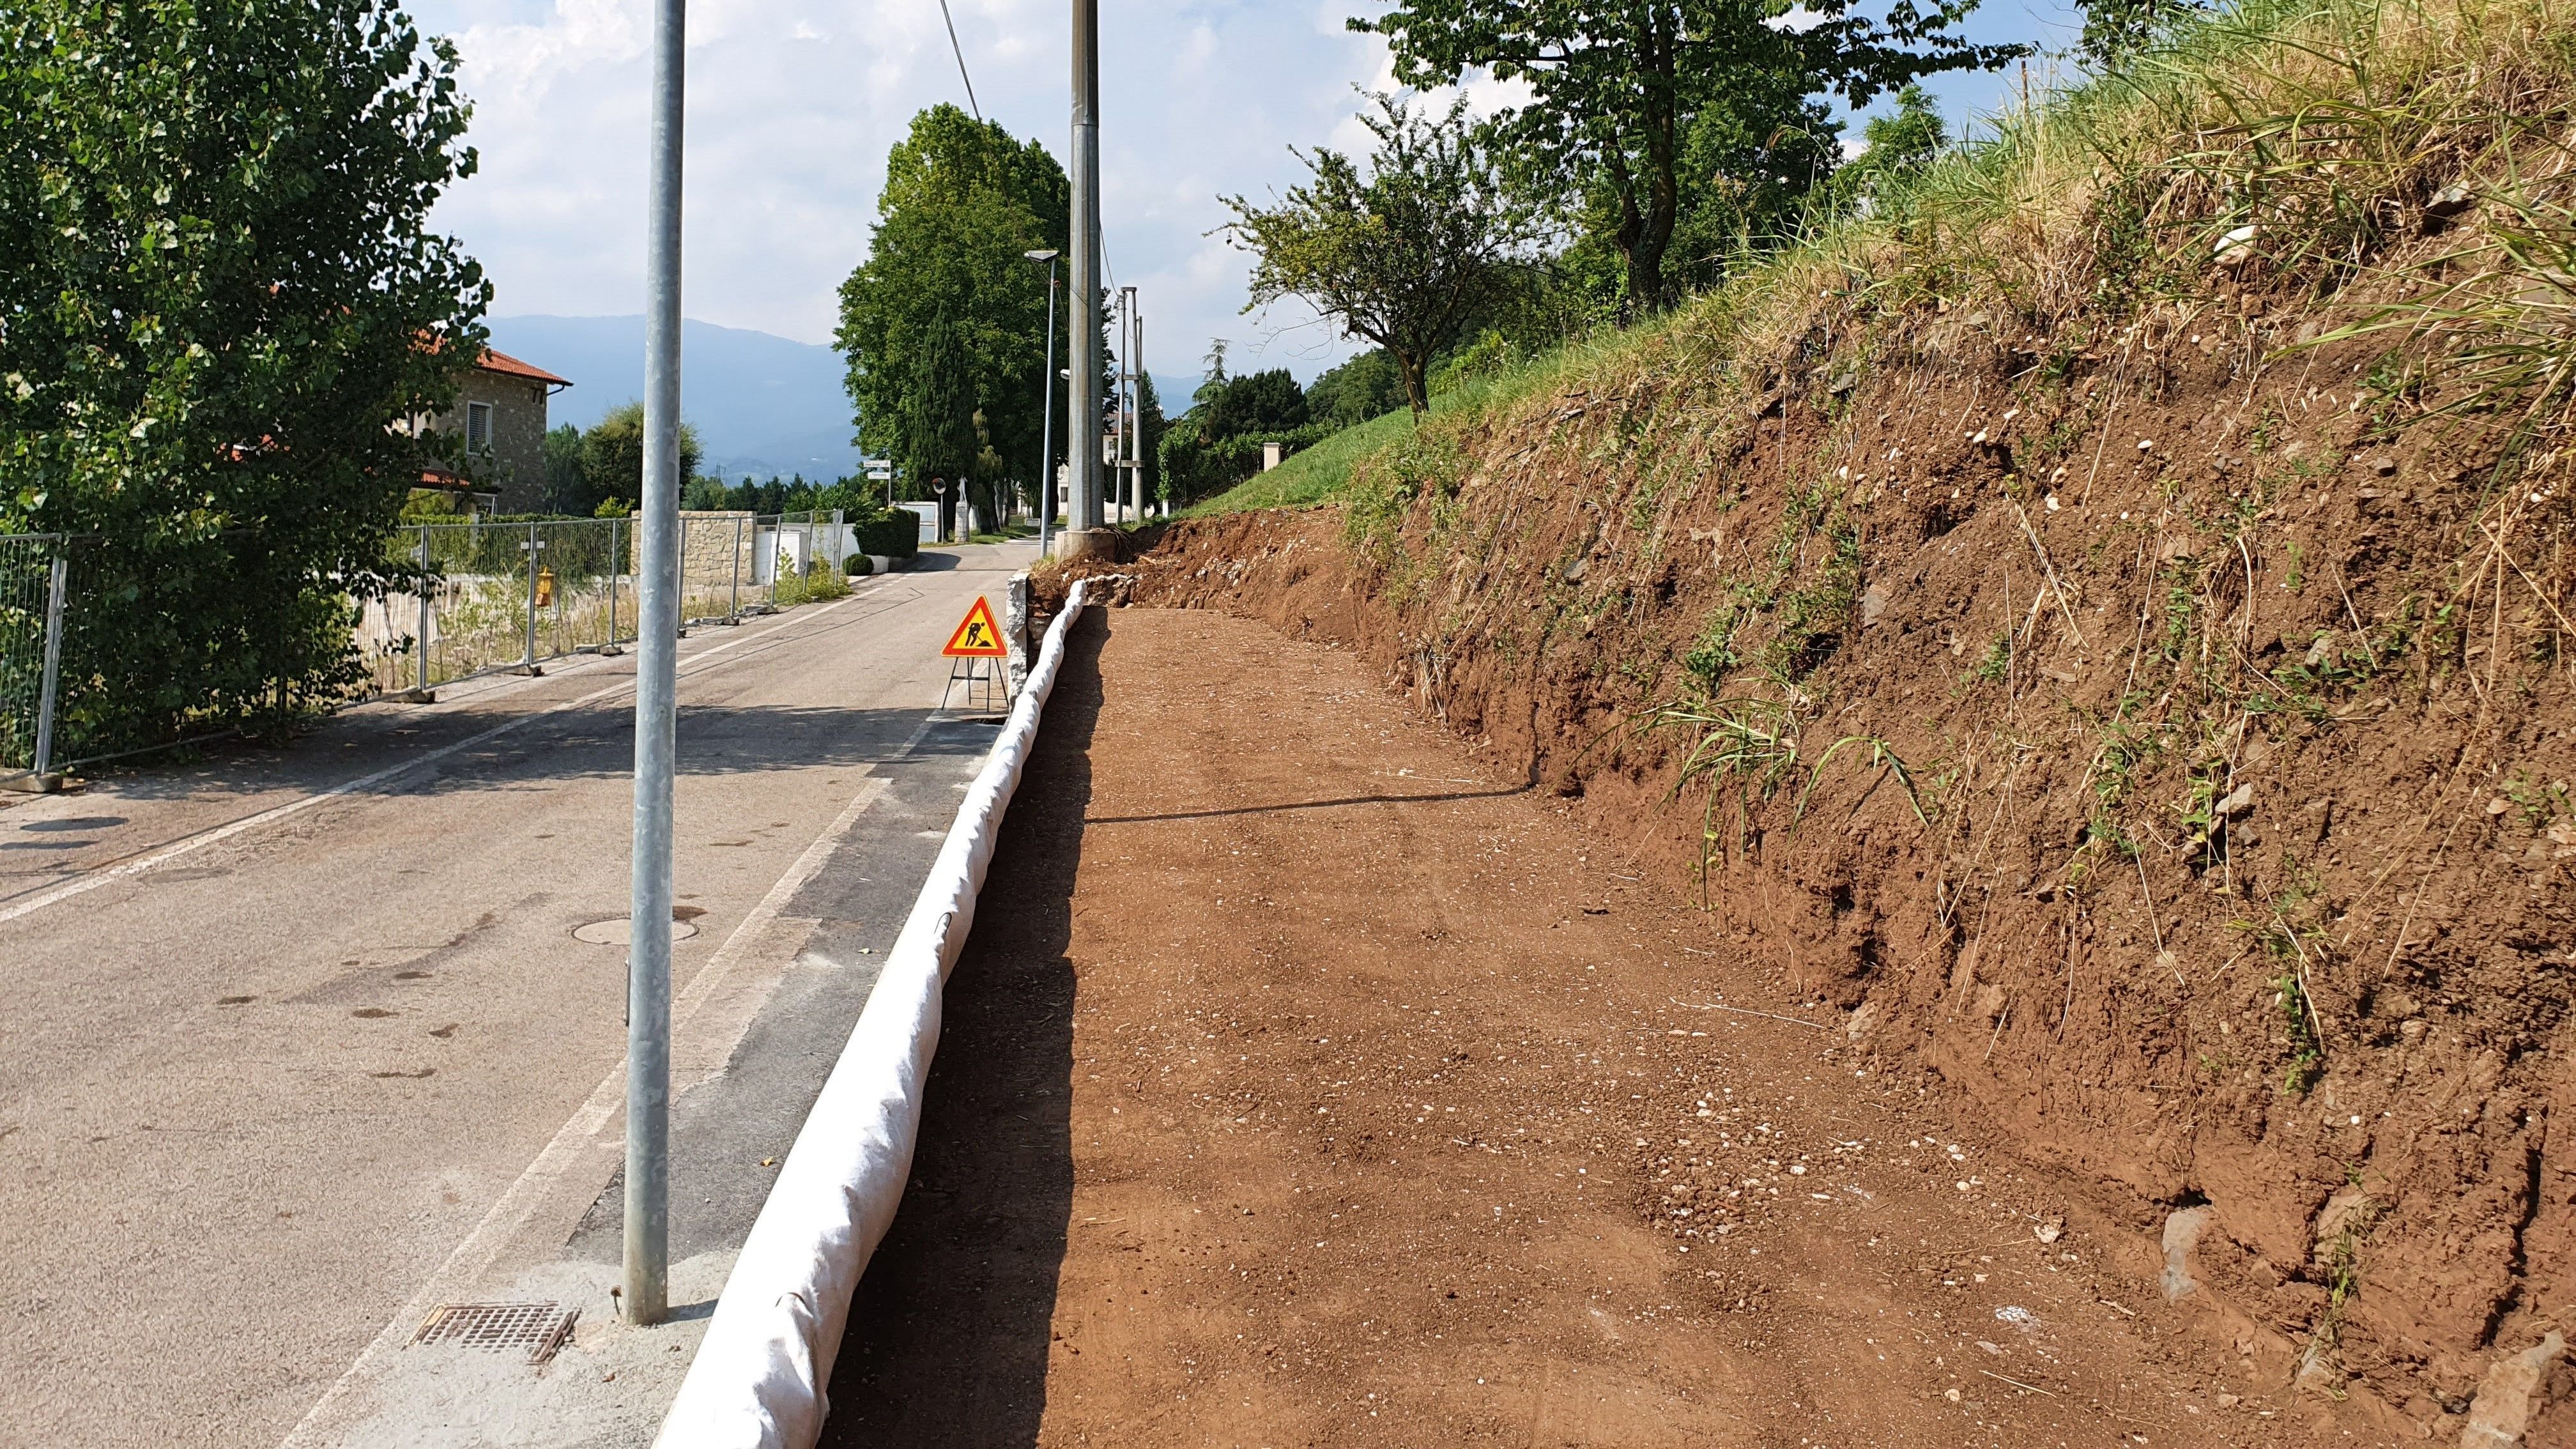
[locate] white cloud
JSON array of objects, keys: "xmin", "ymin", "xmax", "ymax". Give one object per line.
[
  {"xmin": 413, "ymin": 0, "xmax": 2077, "ymax": 383},
  {"xmin": 413, "ymin": 0, "xmax": 1397, "ymax": 383}
]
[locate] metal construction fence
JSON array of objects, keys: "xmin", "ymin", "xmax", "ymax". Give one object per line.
[
  {"xmin": 1, "ymin": 510, "xmax": 855, "ymax": 779},
  {"xmin": 0, "ymin": 532, "xmax": 72, "ymax": 779},
  {"xmin": 362, "ymin": 509, "xmax": 854, "ymax": 694}
]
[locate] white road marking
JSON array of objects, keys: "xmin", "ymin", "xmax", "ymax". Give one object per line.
[
  {"xmin": 277, "ymin": 709, "xmax": 947, "ymax": 1448},
  {"xmin": 0, "ymin": 591, "xmax": 891, "ymax": 930}
]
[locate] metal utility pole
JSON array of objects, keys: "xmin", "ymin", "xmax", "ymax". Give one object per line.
[
  {"xmin": 1097, "ymin": 290, "xmax": 1117, "ymax": 521},
  {"xmin": 1025, "ymin": 248, "xmax": 1061, "ymax": 552},
  {"xmin": 624, "ymin": 0, "xmax": 684, "ymax": 1328},
  {"xmin": 1121, "ymin": 285, "xmax": 1141, "ymax": 523},
  {"xmin": 1066, "ymin": 0, "xmax": 1102, "ymax": 541}
]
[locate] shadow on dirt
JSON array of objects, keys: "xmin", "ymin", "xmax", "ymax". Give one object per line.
[{"xmin": 816, "ymin": 610, "xmax": 1105, "ymax": 1446}]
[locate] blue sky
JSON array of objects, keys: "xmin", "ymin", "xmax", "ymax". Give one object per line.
[{"xmin": 408, "ymin": 0, "xmax": 2089, "ymax": 386}]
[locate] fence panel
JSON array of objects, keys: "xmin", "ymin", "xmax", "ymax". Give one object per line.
[
  {"xmin": 13, "ymin": 514, "xmax": 857, "ymax": 754},
  {"xmin": 0, "ymin": 533, "xmax": 67, "ymax": 773}
]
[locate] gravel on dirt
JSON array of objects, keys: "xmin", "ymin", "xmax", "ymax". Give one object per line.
[{"xmin": 824, "ymin": 607, "xmax": 2319, "ymax": 1446}]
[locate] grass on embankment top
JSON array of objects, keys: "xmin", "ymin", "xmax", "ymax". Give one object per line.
[{"xmin": 1183, "ymin": 359, "xmax": 1591, "ymax": 517}]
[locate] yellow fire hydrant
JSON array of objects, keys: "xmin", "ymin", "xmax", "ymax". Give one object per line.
[{"xmin": 535, "ymin": 566, "xmax": 556, "ymax": 609}]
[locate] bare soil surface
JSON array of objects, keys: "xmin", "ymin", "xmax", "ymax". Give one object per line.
[
  {"xmin": 825, "ymin": 606, "xmax": 2343, "ymax": 1446},
  {"xmin": 1032, "ymin": 291, "xmax": 2576, "ymax": 1434}
]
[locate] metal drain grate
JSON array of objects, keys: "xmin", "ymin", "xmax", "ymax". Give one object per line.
[{"xmin": 411, "ymin": 1301, "xmax": 579, "ymax": 1365}]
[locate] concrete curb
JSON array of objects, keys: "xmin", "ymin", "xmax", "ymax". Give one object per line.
[{"xmin": 651, "ymin": 579, "xmax": 1091, "ymax": 1449}]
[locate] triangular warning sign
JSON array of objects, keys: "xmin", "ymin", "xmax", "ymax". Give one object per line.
[{"xmin": 942, "ymin": 596, "xmax": 1009, "ymax": 657}]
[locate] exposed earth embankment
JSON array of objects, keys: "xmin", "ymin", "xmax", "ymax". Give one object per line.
[{"xmin": 1040, "ymin": 1, "xmax": 2576, "ymax": 1430}]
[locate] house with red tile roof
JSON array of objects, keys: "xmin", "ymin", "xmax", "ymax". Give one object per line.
[{"xmin": 416, "ymin": 347, "xmax": 572, "ymax": 513}]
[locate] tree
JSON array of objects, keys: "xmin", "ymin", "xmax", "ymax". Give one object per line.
[
  {"xmin": 1224, "ymin": 94, "xmax": 1533, "ymax": 416},
  {"xmin": 1820, "ymin": 84, "xmax": 1946, "ymax": 217},
  {"xmin": 578, "ymin": 402, "xmax": 701, "ymax": 515},
  {"xmin": 1197, "ymin": 368, "xmax": 1309, "ymax": 439},
  {"xmin": 0, "ymin": 0, "xmax": 488, "ymax": 750},
  {"xmin": 901, "ymin": 308, "xmax": 979, "ymax": 538},
  {"xmin": 836, "ymin": 105, "xmax": 1068, "ymax": 505},
  {"xmin": 1354, "ymin": 0, "xmax": 2019, "ymax": 312},
  {"xmin": 1306, "ymin": 349, "xmax": 1409, "ymax": 427},
  {"xmin": 2073, "ymin": 0, "xmax": 2204, "ymax": 66},
  {"xmin": 1195, "ymin": 339, "xmax": 1230, "ymax": 412},
  {"xmin": 542, "ymin": 424, "xmax": 588, "ymax": 514},
  {"xmin": 1135, "ymin": 371, "xmax": 1169, "ymax": 505}
]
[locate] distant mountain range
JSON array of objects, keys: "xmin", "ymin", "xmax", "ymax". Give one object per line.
[{"xmin": 485, "ymin": 315, "xmax": 863, "ymax": 482}]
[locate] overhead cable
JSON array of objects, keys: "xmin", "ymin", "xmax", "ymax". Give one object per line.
[{"xmin": 937, "ymin": 0, "xmax": 981, "ymax": 120}]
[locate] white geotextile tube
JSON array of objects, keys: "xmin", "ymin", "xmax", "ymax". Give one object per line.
[{"xmin": 655, "ymin": 578, "xmax": 1091, "ymax": 1448}]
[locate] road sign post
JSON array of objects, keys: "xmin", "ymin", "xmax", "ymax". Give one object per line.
[{"xmin": 939, "ymin": 595, "xmax": 1011, "ymax": 712}]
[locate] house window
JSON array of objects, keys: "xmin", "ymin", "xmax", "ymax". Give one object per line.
[{"xmin": 467, "ymin": 401, "xmax": 493, "ymax": 452}]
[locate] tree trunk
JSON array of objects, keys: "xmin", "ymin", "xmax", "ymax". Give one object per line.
[
  {"xmin": 1395, "ymin": 348, "xmax": 1430, "ymax": 418},
  {"xmin": 1614, "ymin": 8, "xmax": 1682, "ymax": 314}
]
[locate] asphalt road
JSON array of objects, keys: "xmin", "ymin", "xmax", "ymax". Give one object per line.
[{"xmin": 0, "ymin": 542, "xmax": 1035, "ymax": 1448}]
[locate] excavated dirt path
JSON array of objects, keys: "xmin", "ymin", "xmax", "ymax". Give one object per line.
[{"xmin": 822, "ymin": 607, "xmax": 2342, "ymax": 1446}]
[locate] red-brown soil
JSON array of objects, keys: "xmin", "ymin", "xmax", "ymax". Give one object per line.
[
  {"xmin": 1027, "ymin": 294, "xmax": 2576, "ymax": 1438},
  {"xmin": 827, "ymin": 607, "xmax": 2345, "ymax": 1446}
]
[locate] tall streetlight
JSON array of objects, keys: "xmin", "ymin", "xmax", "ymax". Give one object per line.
[
  {"xmin": 1066, "ymin": 0, "xmax": 1102, "ymax": 546},
  {"xmin": 625, "ymin": 0, "xmax": 685, "ymax": 1327},
  {"xmin": 1025, "ymin": 248, "xmax": 1060, "ymax": 554}
]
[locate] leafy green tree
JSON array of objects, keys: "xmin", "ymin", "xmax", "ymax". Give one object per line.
[
  {"xmin": 1306, "ymin": 349, "xmax": 1409, "ymax": 427},
  {"xmin": 1135, "ymin": 371, "xmax": 1169, "ymax": 505},
  {"xmin": 1354, "ymin": 0, "xmax": 2018, "ymax": 312},
  {"xmin": 1659, "ymin": 75, "xmax": 1843, "ymax": 293},
  {"xmin": 542, "ymin": 423, "xmax": 588, "ymax": 514},
  {"xmin": 1224, "ymin": 94, "xmax": 1531, "ymax": 416},
  {"xmin": 578, "ymin": 402, "xmax": 702, "ymax": 515},
  {"xmin": 2073, "ymin": 0, "xmax": 2204, "ymax": 66},
  {"xmin": 836, "ymin": 105, "xmax": 1068, "ymax": 501},
  {"xmin": 1820, "ymin": 84, "xmax": 1946, "ymax": 215},
  {"xmin": 1197, "ymin": 368, "xmax": 1309, "ymax": 439},
  {"xmin": 0, "ymin": 0, "xmax": 489, "ymax": 750}
]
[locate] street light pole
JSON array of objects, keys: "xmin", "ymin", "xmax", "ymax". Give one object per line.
[
  {"xmin": 1067, "ymin": 0, "xmax": 1101, "ymax": 542},
  {"xmin": 624, "ymin": 0, "xmax": 684, "ymax": 1328},
  {"xmin": 1025, "ymin": 248, "xmax": 1061, "ymax": 554}
]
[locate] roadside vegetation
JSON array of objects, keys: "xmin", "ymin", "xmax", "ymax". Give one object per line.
[{"xmin": 0, "ymin": 0, "xmax": 486, "ymax": 757}]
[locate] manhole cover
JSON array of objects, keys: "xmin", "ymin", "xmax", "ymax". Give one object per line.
[
  {"xmin": 411, "ymin": 1301, "xmax": 579, "ymax": 1365},
  {"xmin": 572, "ymin": 915, "xmax": 700, "ymax": 945}
]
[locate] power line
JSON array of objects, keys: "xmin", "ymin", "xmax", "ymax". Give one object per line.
[{"xmin": 936, "ymin": 0, "xmax": 981, "ymax": 121}]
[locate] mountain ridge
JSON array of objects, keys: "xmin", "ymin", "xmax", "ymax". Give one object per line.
[{"xmin": 486, "ymin": 314, "xmax": 862, "ymax": 480}]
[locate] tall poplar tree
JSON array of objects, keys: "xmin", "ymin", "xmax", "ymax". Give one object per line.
[
  {"xmin": 836, "ymin": 106, "xmax": 1069, "ymax": 501},
  {"xmin": 0, "ymin": 0, "xmax": 488, "ymax": 750},
  {"xmin": 901, "ymin": 309, "xmax": 978, "ymax": 536}
]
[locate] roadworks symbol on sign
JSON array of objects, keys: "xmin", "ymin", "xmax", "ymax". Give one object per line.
[{"xmin": 943, "ymin": 597, "xmax": 1009, "ymax": 657}]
